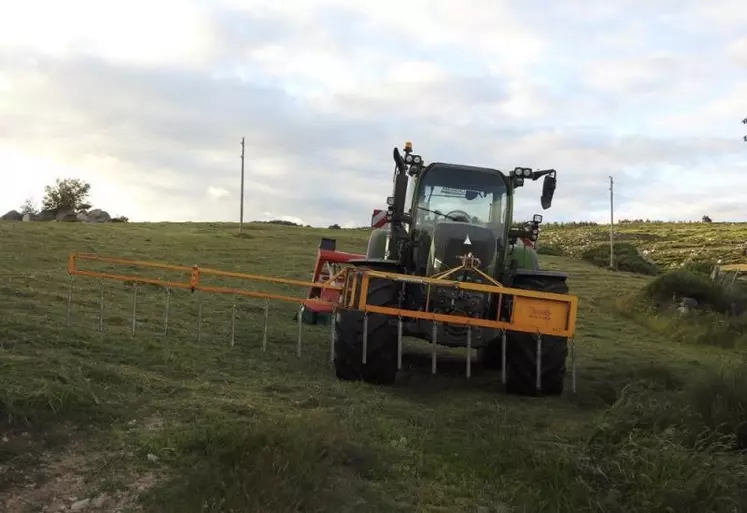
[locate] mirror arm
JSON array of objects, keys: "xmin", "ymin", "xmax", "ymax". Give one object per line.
[{"xmin": 531, "ymin": 169, "xmax": 556, "ymax": 181}]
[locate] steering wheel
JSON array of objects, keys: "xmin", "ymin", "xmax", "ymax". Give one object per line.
[{"xmin": 445, "ymin": 209, "xmax": 471, "ymax": 222}]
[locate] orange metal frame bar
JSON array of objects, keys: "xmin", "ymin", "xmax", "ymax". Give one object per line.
[
  {"xmin": 344, "ymin": 268, "xmax": 579, "ymax": 338},
  {"xmin": 68, "ymin": 253, "xmax": 341, "ymax": 306},
  {"xmin": 68, "ymin": 253, "xmax": 578, "ymax": 338}
]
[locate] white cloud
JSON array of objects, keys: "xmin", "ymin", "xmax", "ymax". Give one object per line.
[
  {"xmin": 207, "ymin": 186, "xmax": 230, "ymax": 200},
  {"xmin": 0, "ymin": 0, "xmax": 745, "ymax": 227}
]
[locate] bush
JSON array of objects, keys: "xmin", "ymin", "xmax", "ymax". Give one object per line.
[
  {"xmin": 536, "ymin": 243, "xmax": 565, "ymax": 256},
  {"xmin": 643, "ymin": 270, "xmax": 735, "ymax": 313},
  {"xmin": 619, "ymin": 270, "xmax": 747, "ymax": 349},
  {"xmin": 581, "ymin": 242, "xmax": 660, "ymax": 275},
  {"xmin": 42, "ymin": 178, "xmax": 91, "ymax": 213},
  {"xmin": 682, "ymin": 261, "xmax": 715, "ymax": 276}
]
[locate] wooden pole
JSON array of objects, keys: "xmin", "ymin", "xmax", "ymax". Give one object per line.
[
  {"xmin": 239, "ymin": 137, "xmax": 245, "ymax": 232},
  {"xmin": 609, "ymin": 175, "xmax": 614, "ymax": 269}
]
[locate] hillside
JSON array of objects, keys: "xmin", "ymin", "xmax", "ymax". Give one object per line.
[
  {"xmin": 540, "ymin": 221, "xmax": 747, "ymax": 269},
  {"xmin": 1, "ymin": 221, "xmax": 746, "ymax": 513}
]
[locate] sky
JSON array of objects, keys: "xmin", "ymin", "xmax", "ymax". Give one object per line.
[{"xmin": 1, "ymin": 0, "xmax": 746, "ymax": 227}]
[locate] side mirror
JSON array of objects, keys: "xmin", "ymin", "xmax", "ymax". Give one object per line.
[
  {"xmin": 541, "ymin": 174, "xmax": 556, "ymax": 210},
  {"xmin": 393, "ymin": 147, "xmax": 406, "ymax": 173}
]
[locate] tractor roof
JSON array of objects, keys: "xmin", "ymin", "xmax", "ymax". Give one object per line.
[{"xmin": 425, "ymin": 162, "xmax": 508, "ymax": 177}]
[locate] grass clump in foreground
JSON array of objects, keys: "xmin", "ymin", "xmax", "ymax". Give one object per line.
[
  {"xmin": 577, "ymin": 363, "xmax": 747, "ymax": 512},
  {"xmin": 3, "ymin": 221, "xmax": 747, "ymax": 512},
  {"xmin": 619, "ymin": 269, "xmax": 747, "ymax": 349}
]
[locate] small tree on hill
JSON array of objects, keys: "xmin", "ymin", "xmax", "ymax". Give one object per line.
[
  {"xmin": 19, "ymin": 197, "xmax": 38, "ymax": 216},
  {"xmin": 42, "ymin": 178, "xmax": 92, "ymax": 213},
  {"xmin": 702, "ymin": 215, "xmax": 712, "ymax": 223}
]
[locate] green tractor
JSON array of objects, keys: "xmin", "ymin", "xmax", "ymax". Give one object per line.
[{"xmin": 334, "ymin": 142, "xmax": 573, "ymax": 396}]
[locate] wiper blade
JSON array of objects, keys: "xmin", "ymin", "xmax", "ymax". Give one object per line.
[{"xmin": 418, "ymin": 207, "xmax": 459, "ymax": 222}]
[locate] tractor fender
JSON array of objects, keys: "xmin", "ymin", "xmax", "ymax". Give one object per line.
[
  {"xmin": 366, "ymin": 228, "xmax": 389, "ymax": 260},
  {"xmin": 509, "ymin": 242, "xmax": 540, "ymax": 271}
]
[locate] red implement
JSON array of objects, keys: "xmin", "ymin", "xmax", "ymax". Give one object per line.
[{"xmin": 301, "ymin": 238, "xmax": 365, "ymax": 324}]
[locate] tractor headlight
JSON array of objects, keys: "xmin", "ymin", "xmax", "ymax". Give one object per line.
[
  {"xmin": 513, "ymin": 167, "xmax": 532, "ymax": 178},
  {"xmin": 514, "ymin": 177, "xmax": 524, "ymax": 186},
  {"xmin": 533, "ymin": 214, "xmax": 543, "ymax": 223},
  {"xmin": 413, "ymin": 155, "xmax": 422, "ymax": 165},
  {"xmin": 386, "ymin": 196, "xmax": 395, "ymax": 206},
  {"xmin": 405, "ymin": 154, "xmax": 413, "ymax": 163}
]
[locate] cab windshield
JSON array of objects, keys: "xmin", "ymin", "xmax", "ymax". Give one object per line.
[{"xmin": 414, "ymin": 165, "xmax": 508, "ymax": 235}]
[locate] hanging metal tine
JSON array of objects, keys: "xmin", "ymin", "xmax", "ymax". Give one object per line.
[
  {"xmin": 164, "ymin": 287, "xmax": 171, "ymax": 336},
  {"xmin": 466, "ymin": 325, "xmax": 472, "ymax": 379},
  {"xmin": 262, "ymin": 299, "xmax": 269, "ymax": 352},
  {"xmin": 98, "ymin": 279, "xmax": 104, "ymax": 332},
  {"xmin": 501, "ymin": 329, "xmax": 507, "ymax": 384},
  {"xmin": 397, "ymin": 316, "xmax": 403, "ymax": 370},
  {"xmin": 362, "ymin": 313, "xmax": 368, "ymax": 364},
  {"xmin": 431, "ymin": 321, "xmax": 438, "ymax": 375},
  {"xmin": 66, "ymin": 275, "xmax": 74, "ymax": 328},
  {"xmin": 571, "ymin": 337, "xmax": 577, "ymax": 394},
  {"xmin": 296, "ymin": 304, "xmax": 303, "ymax": 357},
  {"xmin": 131, "ymin": 283, "xmax": 138, "ymax": 336},
  {"xmin": 230, "ymin": 292, "xmax": 237, "ymax": 347},
  {"xmin": 330, "ymin": 308, "xmax": 336, "ymax": 363},
  {"xmin": 536, "ymin": 332, "xmax": 542, "ymax": 391},
  {"xmin": 196, "ymin": 295, "xmax": 203, "ymax": 342}
]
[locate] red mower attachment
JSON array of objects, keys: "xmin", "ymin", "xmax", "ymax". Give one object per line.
[{"xmin": 300, "ymin": 238, "xmax": 364, "ymax": 324}]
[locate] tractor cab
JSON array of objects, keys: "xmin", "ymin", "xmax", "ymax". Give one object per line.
[{"xmin": 408, "ymin": 163, "xmax": 510, "ymax": 276}]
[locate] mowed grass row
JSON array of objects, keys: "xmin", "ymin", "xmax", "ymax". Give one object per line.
[{"xmin": 1, "ymin": 221, "xmax": 746, "ymax": 512}]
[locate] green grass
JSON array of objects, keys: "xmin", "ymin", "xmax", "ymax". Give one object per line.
[
  {"xmin": 1, "ymin": 221, "xmax": 747, "ymax": 512},
  {"xmin": 541, "ymin": 221, "xmax": 747, "ymax": 270}
]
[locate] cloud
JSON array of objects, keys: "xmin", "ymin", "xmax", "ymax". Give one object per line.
[{"xmin": 0, "ymin": 0, "xmax": 746, "ymax": 229}]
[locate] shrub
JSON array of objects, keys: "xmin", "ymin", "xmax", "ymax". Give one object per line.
[
  {"xmin": 42, "ymin": 178, "xmax": 92, "ymax": 213},
  {"xmin": 536, "ymin": 243, "xmax": 565, "ymax": 256},
  {"xmin": 581, "ymin": 242, "xmax": 659, "ymax": 275},
  {"xmin": 642, "ymin": 270, "xmax": 734, "ymax": 313}
]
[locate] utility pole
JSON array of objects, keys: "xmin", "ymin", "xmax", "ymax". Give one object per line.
[
  {"xmin": 239, "ymin": 137, "xmax": 245, "ymax": 233},
  {"xmin": 742, "ymin": 117, "xmax": 747, "ymax": 142},
  {"xmin": 609, "ymin": 175, "xmax": 614, "ymax": 269}
]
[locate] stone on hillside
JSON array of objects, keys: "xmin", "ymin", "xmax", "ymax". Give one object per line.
[
  {"xmin": 1, "ymin": 209, "xmax": 22, "ymax": 221},
  {"xmin": 22, "ymin": 213, "xmax": 31, "ymax": 221},
  {"xmin": 56, "ymin": 208, "xmax": 78, "ymax": 222},
  {"xmin": 635, "ymin": 247, "xmax": 657, "ymax": 266},
  {"xmin": 36, "ymin": 209, "xmax": 57, "ymax": 221},
  {"xmin": 87, "ymin": 208, "xmax": 111, "ymax": 223},
  {"xmin": 76, "ymin": 211, "xmax": 90, "ymax": 222},
  {"xmin": 677, "ymin": 296, "xmax": 698, "ymax": 314}
]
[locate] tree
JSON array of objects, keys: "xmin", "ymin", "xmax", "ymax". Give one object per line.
[
  {"xmin": 19, "ymin": 197, "xmax": 38, "ymax": 216},
  {"xmin": 42, "ymin": 178, "xmax": 92, "ymax": 213},
  {"xmin": 702, "ymin": 215, "xmax": 713, "ymax": 223}
]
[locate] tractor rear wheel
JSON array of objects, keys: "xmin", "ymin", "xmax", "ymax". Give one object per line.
[
  {"xmin": 478, "ymin": 337, "xmax": 503, "ymax": 370},
  {"xmin": 334, "ymin": 272, "xmax": 399, "ymax": 385},
  {"xmin": 504, "ymin": 277, "xmax": 569, "ymax": 396}
]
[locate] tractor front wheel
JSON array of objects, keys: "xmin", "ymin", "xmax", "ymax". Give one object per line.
[
  {"xmin": 504, "ymin": 277, "xmax": 569, "ymax": 396},
  {"xmin": 334, "ymin": 273, "xmax": 399, "ymax": 385}
]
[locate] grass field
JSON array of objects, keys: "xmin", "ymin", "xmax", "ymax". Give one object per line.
[
  {"xmin": 539, "ymin": 221, "xmax": 747, "ymax": 269},
  {"xmin": 1, "ymin": 220, "xmax": 747, "ymax": 512}
]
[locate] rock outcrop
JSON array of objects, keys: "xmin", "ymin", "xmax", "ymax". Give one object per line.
[{"xmin": 1, "ymin": 210, "xmax": 22, "ymax": 221}]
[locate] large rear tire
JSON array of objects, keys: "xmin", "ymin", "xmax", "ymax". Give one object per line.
[
  {"xmin": 504, "ymin": 277, "xmax": 569, "ymax": 396},
  {"xmin": 334, "ymin": 273, "xmax": 399, "ymax": 385},
  {"xmin": 478, "ymin": 337, "xmax": 503, "ymax": 370}
]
